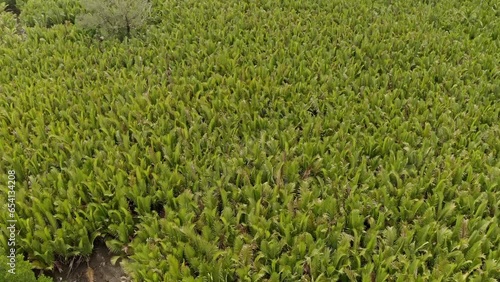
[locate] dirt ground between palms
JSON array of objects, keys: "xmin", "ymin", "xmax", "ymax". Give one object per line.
[{"xmin": 49, "ymin": 242, "xmax": 129, "ymax": 282}]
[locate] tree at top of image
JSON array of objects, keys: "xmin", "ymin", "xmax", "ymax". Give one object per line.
[{"xmin": 76, "ymin": 0, "xmax": 151, "ymax": 40}]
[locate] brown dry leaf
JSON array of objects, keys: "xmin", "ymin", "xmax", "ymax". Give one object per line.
[
  {"xmin": 86, "ymin": 266, "xmax": 94, "ymax": 282},
  {"xmin": 302, "ymin": 167, "xmax": 312, "ymax": 179},
  {"xmin": 53, "ymin": 261, "xmax": 63, "ymax": 273},
  {"xmin": 303, "ymin": 261, "xmax": 311, "ymax": 277}
]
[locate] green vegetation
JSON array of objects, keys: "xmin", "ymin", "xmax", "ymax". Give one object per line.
[
  {"xmin": 17, "ymin": 0, "xmax": 81, "ymax": 27},
  {"xmin": 0, "ymin": 2, "xmax": 17, "ymax": 31},
  {"xmin": 76, "ymin": 0, "xmax": 152, "ymax": 40},
  {"xmin": 1, "ymin": 0, "xmax": 499, "ymax": 281},
  {"xmin": 0, "ymin": 252, "xmax": 52, "ymax": 282}
]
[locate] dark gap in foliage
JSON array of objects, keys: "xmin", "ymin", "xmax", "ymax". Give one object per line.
[
  {"xmin": 151, "ymin": 201, "xmax": 165, "ymax": 218},
  {"xmin": 3, "ymin": 0, "xmax": 19, "ymax": 16},
  {"xmin": 127, "ymin": 198, "xmax": 138, "ymax": 217},
  {"xmin": 216, "ymin": 189, "xmax": 223, "ymax": 217}
]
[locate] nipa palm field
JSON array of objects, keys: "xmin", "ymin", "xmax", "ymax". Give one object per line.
[{"xmin": 0, "ymin": 0, "xmax": 499, "ymax": 281}]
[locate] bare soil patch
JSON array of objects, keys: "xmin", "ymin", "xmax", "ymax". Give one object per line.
[{"xmin": 49, "ymin": 241, "xmax": 129, "ymax": 282}]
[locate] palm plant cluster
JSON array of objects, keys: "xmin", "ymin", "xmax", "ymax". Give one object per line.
[{"xmin": 0, "ymin": 0, "xmax": 499, "ymax": 281}]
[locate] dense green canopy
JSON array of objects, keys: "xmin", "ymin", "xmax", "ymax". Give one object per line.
[{"xmin": 1, "ymin": 0, "xmax": 499, "ymax": 281}]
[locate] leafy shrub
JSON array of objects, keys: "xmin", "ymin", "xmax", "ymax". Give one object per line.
[{"xmin": 76, "ymin": 0, "xmax": 151, "ymax": 40}]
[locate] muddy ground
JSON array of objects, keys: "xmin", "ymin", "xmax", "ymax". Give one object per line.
[{"xmin": 47, "ymin": 241, "xmax": 129, "ymax": 282}]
